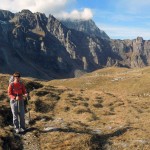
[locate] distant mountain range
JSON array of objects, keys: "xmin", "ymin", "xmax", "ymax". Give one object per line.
[{"xmin": 0, "ymin": 9, "xmax": 150, "ymax": 79}]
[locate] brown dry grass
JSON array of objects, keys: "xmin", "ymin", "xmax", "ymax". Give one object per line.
[{"xmin": 1, "ymin": 67, "xmax": 150, "ymax": 149}]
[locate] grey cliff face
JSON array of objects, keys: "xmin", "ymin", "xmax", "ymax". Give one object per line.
[
  {"xmin": 61, "ymin": 19, "xmax": 110, "ymax": 40},
  {"xmin": 0, "ymin": 9, "xmax": 150, "ymax": 79},
  {"xmin": 110, "ymin": 37, "xmax": 150, "ymax": 68}
]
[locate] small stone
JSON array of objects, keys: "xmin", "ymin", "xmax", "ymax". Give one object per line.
[{"xmin": 43, "ymin": 127, "xmax": 59, "ymax": 131}]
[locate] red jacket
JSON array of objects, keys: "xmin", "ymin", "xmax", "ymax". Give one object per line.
[{"xmin": 8, "ymin": 82, "xmax": 26, "ymax": 100}]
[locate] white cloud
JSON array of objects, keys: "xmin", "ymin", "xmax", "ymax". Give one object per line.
[
  {"xmin": 56, "ymin": 8, "xmax": 93, "ymax": 20},
  {"xmin": 0, "ymin": 0, "xmax": 73, "ymax": 15},
  {"xmin": 98, "ymin": 24, "xmax": 150, "ymax": 40},
  {"xmin": 0, "ymin": 0, "xmax": 93, "ymax": 20}
]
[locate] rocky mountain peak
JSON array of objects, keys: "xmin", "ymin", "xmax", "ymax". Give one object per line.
[
  {"xmin": 136, "ymin": 36, "xmax": 144, "ymax": 43},
  {"xmin": 20, "ymin": 9, "xmax": 33, "ymax": 14},
  {"xmin": 61, "ymin": 19, "xmax": 110, "ymax": 40},
  {"xmin": 0, "ymin": 9, "xmax": 14, "ymax": 21},
  {"xmin": 11, "ymin": 10, "xmax": 40, "ymax": 30}
]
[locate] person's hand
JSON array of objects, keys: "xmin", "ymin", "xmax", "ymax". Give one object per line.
[
  {"xmin": 16, "ymin": 96, "xmax": 19, "ymax": 100},
  {"xmin": 24, "ymin": 93, "xmax": 28, "ymax": 97}
]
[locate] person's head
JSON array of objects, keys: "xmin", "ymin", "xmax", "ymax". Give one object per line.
[{"xmin": 13, "ymin": 72, "xmax": 21, "ymax": 82}]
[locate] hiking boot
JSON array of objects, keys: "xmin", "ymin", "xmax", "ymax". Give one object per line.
[
  {"xmin": 20, "ymin": 128, "xmax": 26, "ymax": 133},
  {"xmin": 15, "ymin": 129, "xmax": 20, "ymax": 134}
]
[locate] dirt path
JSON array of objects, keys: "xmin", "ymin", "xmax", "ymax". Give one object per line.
[{"xmin": 21, "ymin": 130, "xmax": 40, "ymax": 150}]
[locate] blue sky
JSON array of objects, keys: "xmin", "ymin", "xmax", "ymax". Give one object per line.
[
  {"xmin": 1, "ymin": 0, "xmax": 150, "ymax": 40},
  {"xmin": 74, "ymin": 0, "xmax": 150, "ymax": 40}
]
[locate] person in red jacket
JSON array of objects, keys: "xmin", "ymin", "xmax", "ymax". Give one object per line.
[{"xmin": 8, "ymin": 72, "xmax": 28, "ymax": 133}]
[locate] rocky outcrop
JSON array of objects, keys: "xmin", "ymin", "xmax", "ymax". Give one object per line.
[
  {"xmin": 0, "ymin": 9, "xmax": 14, "ymax": 21},
  {"xmin": 0, "ymin": 9, "xmax": 150, "ymax": 79},
  {"xmin": 61, "ymin": 19, "xmax": 110, "ymax": 40},
  {"xmin": 110, "ymin": 37, "xmax": 150, "ymax": 68}
]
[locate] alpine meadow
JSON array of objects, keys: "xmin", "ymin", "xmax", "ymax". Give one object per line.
[{"xmin": 0, "ymin": 1, "xmax": 150, "ymax": 149}]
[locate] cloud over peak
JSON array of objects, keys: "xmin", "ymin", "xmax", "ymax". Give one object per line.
[
  {"xmin": 0, "ymin": 0, "xmax": 93, "ymax": 20},
  {"xmin": 1, "ymin": 0, "xmax": 69, "ymax": 13},
  {"xmin": 56, "ymin": 8, "xmax": 93, "ymax": 20}
]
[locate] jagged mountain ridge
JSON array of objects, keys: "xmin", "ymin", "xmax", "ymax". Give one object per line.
[
  {"xmin": 61, "ymin": 19, "xmax": 110, "ymax": 40},
  {"xmin": 0, "ymin": 9, "xmax": 150, "ymax": 79},
  {"xmin": 0, "ymin": 9, "xmax": 111, "ymax": 79}
]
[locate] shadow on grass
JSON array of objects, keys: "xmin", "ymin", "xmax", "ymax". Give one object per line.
[
  {"xmin": 2, "ymin": 134, "xmax": 23, "ymax": 150},
  {"xmin": 3, "ymin": 125, "xmax": 129, "ymax": 149},
  {"xmin": 37, "ymin": 126, "xmax": 130, "ymax": 150},
  {"xmin": 0, "ymin": 105, "xmax": 13, "ymax": 126},
  {"xmin": 90, "ymin": 127, "xmax": 130, "ymax": 150}
]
